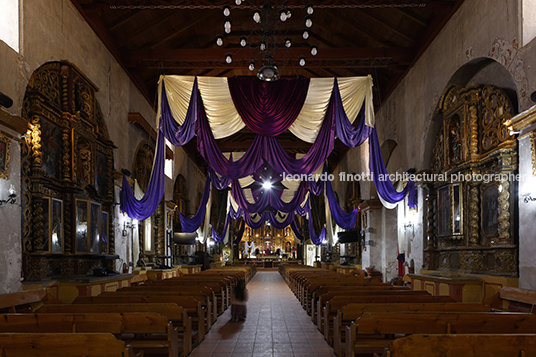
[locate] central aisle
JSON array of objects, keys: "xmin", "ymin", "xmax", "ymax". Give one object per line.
[{"xmin": 190, "ymin": 270, "xmax": 337, "ymax": 357}]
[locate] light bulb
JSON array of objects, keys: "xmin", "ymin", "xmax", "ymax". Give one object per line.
[
  {"xmin": 260, "ymin": 41, "xmax": 266, "ymax": 51},
  {"xmin": 223, "ymin": 5, "xmax": 231, "ymax": 17},
  {"xmin": 305, "ymin": 16, "xmax": 313, "ymax": 28},
  {"xmin": 280, "ymin": 10, "xmax": 287, "ymax": 21},
  {"xmin": 226, "ymin": 54, "xmax": 232, "ymax": 63},
  {"xmin": 240, "ymin": 37, "xmax": 247, "ymax": 47},
  {"xmin": 285, "ymin": 38, "xmax": 291, "ymax": 48},
  {"xmin": 8, "ymin": 184, "xmax": 15, "ymax": 196},
  {"xmin": 299, "ymin": 57, "xmax": 305, "ymax": 66},
  {"xmin": 216, "ymin": 36, "xmax": 223, "ymax": 46},
  {"xmin": 253, "ymin": 11, "xmax": 261, "ymax": 23},
  {"xmin": 311, "ymin": 45, "xmax": 318, "ymax": 56},
  {"xmin": 224, "ymin": 19, "xmax": 231, "ymax": 34},
  {"xmin": 235, "ymin": 0, "xmax": 241, "ymax": 4},
  {"xmin": 303, "ymin": 29, "xmax": 309, "ymax": 39},
  {"xmin": 306, "ymin": 4, "xmax": 314, "ymax": 15},
  {"xmin": 286, "ymin": 9, "xmax": 291, "ymax": 18},
  {"xmin": 249, "ymin": 61, "xmax": 255, "ymax": 71}
]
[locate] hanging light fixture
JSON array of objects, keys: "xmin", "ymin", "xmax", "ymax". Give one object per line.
[{"xmin": 218, "ymin": 1, "xmax": 318, "ymax": 81}]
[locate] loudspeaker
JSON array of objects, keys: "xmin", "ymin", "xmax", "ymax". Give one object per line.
[{"xmin": 0, "ymin": 92, "xmax": 13, "ymax": 108}]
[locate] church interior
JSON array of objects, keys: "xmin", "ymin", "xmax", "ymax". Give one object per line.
[{"xmin": 3, "ymin": 0, "xmax": 536, "ymax": 356}]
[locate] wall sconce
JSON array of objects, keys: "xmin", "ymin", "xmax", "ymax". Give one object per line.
[
  {"xmin": 0, "ymin": 185, "xmax": 16, "ymax": 206},
  {"xmin": 522, "ymin": 193, "xmax": 536, "ymax": 203},
  {"xmin": 122, "ymin": 220, "xmax": 137, "ymax": 236}
]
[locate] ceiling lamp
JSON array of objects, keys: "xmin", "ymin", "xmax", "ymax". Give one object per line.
[{"xmin": 217, "ymin": 0, "xmax": 318, "ymax": 81}]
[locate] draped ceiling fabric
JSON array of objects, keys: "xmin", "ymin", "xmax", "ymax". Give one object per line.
[{"xmin": 121, "ymin": 74, "xmax": 416, "ymax": 245}]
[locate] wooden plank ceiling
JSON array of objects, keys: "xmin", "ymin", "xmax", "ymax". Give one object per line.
[{"xmin": 72, "ymin": 0, "xmax": 464, "ymax": 172}]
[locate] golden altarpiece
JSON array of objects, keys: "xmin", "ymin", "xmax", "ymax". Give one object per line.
[
  {"xmin": 424, "ymin": 84, "xmax": 518, "ymax": 276},
  {"xmin": 21, "ymin": 61, "xmax": 116, "ymax": 281}
]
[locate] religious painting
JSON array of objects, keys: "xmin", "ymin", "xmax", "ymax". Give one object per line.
[
  {"xmin": 437, "ymin": 186, "xmax": 450, "ymax": 237},
  {"xmin": 76, "ymin": 138, "xmax": 92, "ymax": 184},
  {"xmin": 452, "ymin": 184, "xmax": 462, "ymax": 235},
  {"xmin": 89, "ymin": 202, "xmax": 101, "ymax": 253},
  {"xmin": 75, "ymin": 200, "xmax": 88, "ymax": 253},
  {"xmin": 95, "ymin": 150, "xmax": 107, "ymax": 197},
  {"xmin": 41, "ymin": 198, "xmax": 50, "ymax": 251},
  {"xmin": 481, "ymin": 184, "xmax": 499, "ymax": 238},
  {"xmin": 0, "ymin": 131, "xmax": 11, "ymax": 180},
  {"xmin": 40, "ymin": 119, "xmax": 62, "ymax": 179},
  {"xmin": 101, "ymin": 212, "xmax": 108, "ymax": 254},
  {"xmin": 448, "ymin": 114, "xmax": 462, "ymax": 164}
]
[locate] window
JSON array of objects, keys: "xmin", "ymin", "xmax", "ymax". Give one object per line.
[
  {"xmin": 144, "ymin": 217, "xmax": 153, "ymax": 252},
  {"xmin": 0, "ymin": 0, "xmax": 19, "ymax": 53},
  {"xmin": 41, "ymin": 198, "xmax": 63, "ymax": 253}
]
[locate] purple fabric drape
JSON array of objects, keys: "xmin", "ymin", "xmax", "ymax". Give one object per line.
[
  {"xmin": 179, "ymin": 174, "xmax": 211, "ymax": 233},
  {"xmin": 243, "ymin": 212, "xmax": 268, "ymax": 229},
  {"xmin": 268, "ymin": 211, "xmax": 295, "ymax": 230},
  {"xmin": 120, "ymin": 129, "xmax": 166, "ymax": 220},
  {"xmin": 228, "ymin": 78, "xmax": 310, "ymax": 136},
  {"xmin": 334, "ymin": 84, "xmax": 373, "ymax": 148},
  {"xmin": 293, "ymin": 198, "xmax": 323, "ymax": 245},
  {"xmin": 325, "ymin": 173, "xmax": 358, "ymax": 229},
  {"xmin": 212, "ymin": 203, "xmax": 244, "ymax": 242},
  {"xmin": 208, "ymin": 168, "xmax": 231, "ymax": 190},
  {"xmin": 159, "ymin": 80, "xmax": 197, "ymax": 146},
  {"xmin": 291, "ymin": 221, "xmax": 304, "ymax": 241},
  {"xmin": 196, "ymin": 81, "xmax": 337, "ymax": 179},
  {"xmin": 233, "ymin": 219, "xmax": 246, "ymax": 245},
  {"xmin": 369, "ymin": 128, "xmax": 416, "ymax": 207},
  {"xmin": 231, "ymin": 179, "xmax": 309, "ymax": 214}
]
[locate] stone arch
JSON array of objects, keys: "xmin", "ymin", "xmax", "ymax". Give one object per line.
[{"xmin": 423, "ymin": 57, "xmax": 519, "ymax": 170}]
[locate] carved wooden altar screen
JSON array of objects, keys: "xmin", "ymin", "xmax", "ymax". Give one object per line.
[
  {"xmin": 21, "ymin": 61, "xmax": 116, "ymax": 281},
  {"xmin": 425, "ymin": 84, "xmax": 517, "ymax": 276}
]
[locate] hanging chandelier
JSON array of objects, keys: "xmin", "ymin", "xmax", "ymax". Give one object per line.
[{"xmin": 216, "ymin": 0, "xmax": 318, "ymax": 81}]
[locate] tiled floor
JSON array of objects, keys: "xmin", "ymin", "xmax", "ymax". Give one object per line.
[{"xmin": 189, "ymin": 271, "xmax": 337, "ymax": 357}]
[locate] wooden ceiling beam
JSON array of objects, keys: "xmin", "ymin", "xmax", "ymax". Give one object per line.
[
  {"xmin": 122, "ymin": 11, "xmax": 179, "ymax": 46},
  {"xmin": 101, "ymin": 0, "xmax": 458, "ymax": 10},
  {"xmin": 394, "ymin": 7, "xmax": 427, "ymax": 27},
  {"xmin": 144, "ymin": 10, "xmax": 214, "ymax": 49},
  {"xmin": 108, "ymin": 9, "xmax": 141, "ymax": 31},
  {"xmin": 327, "ymin": 9, "xmax": 397, "ymax": 47},
  {"xmin": 124, "ymin": 46, "xmax": 414, "ymax": 61},
  {"xmin": 355, "ymin": 8, "xmax": 416, "ymax": 43}
]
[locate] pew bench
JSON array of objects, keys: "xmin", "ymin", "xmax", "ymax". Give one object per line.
[
  {"xmin": 0, "ymin": 332, "xmax": 140, "ymax": 357},
  {"xmin": 0, "ymin": 313, "xmax": 177, "ymax": 356},
  {"xmin": 345, "ymin": 311, "xmax": 536, "ymax": 357},
  {"xmin": 37, "ymin": 303, "xmax": 191, "ymax": 356},
  {"xmin": 73, "ymin": 295, "xmax": 205, "ymax": 344},
  {"xmin": 380, "ymin": 334, "xmax": 536, "ymax": 357},
  {"xmin": 332, "ymin": 303, "xmax": 492, "ymax": 357}
]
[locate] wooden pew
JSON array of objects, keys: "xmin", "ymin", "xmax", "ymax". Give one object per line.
[
  {"xmin": 345, "ymin": 311, "xmax": 536, "ymax": 357},
  {"xmin": 332, "ymin": 303, "xmax": 492, "ymax": 357},
  {"xmin": 313, "ymin": 288, "xmax": 429, "ymax": 326},
  {"xmin": 485, "ymin": 286, "xmax": 536, "ymax": 312},
  {"xmin": 0, "ymin": 332, "xmax": 139, "ymax": 357},
  {"xmin": 0, "ymin": 313, "xmax": 177, "ymax": 356},
  {"xmin": 108, "ymin": 287, "xmax": 216, "ymax": 327},
  {"xmin": 381, "ymin": 334, "xmax": 536, "ymax": 357},
  {"xmin": 37, "ymin": 303, "xmax": 191, "ymax": 356},
  {"xmin": 73, "ymin": 295, "xmax": 206, "ymax": 344},
  {"xmin": 0, "ymin": 289, "xmax": 47, "ymax": 313}
]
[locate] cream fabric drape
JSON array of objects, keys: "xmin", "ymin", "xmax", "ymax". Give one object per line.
[
  {"xmin": 379, "ymin": 180, "xmax": 405, "ymax": 210},
  {"xmin": 197, "ymin": 77, "xmax": 245, "ymax": 139},
  {"xmin": 158, "ymin": 75, "xmax": 375, "ymax": 142},
  {"xmin": 134, "ymin": 180, "xmax": 145, "ymax": 200}
]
